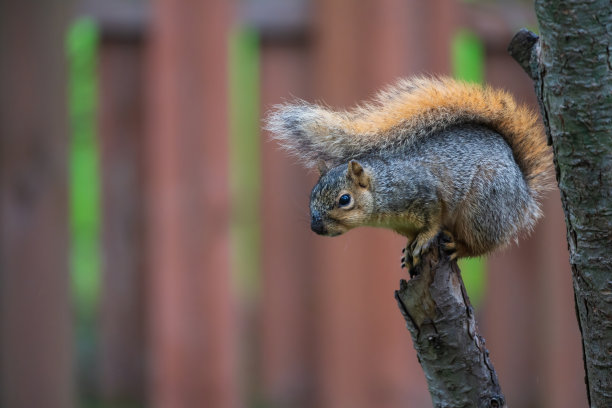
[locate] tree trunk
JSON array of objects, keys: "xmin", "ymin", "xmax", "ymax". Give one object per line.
[
  {"xmin": 508, "ymin": 1, "xmax": 612, "ymax": 406},
  {"xmin": 395, "ymin": 233, "xmax": 505, "ymax": 408}
]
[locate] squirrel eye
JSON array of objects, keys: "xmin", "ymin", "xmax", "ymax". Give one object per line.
[{"xmin": 338, "ymin": 194, "xmax": 351, "ymax": 207}]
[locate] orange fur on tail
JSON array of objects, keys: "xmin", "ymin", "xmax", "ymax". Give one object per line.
[{"xmin": 266, "ymin": 76, "xmax": 553, "ymax": 198}]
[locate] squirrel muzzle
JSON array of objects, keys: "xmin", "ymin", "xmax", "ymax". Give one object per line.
[
  {"xmin": 311, "ymin": 211, "xmax": 346, "ymax": 237},
  {"xmin": 310, "ymin": 212, "xmax": 328, "ymax": 235}
]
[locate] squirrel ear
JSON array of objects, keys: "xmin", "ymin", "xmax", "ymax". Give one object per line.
[
  {"xmin": 348, "ymin": 160, "xmax": 370, "ymax": 188},
  {"xmin": 317, "ymin": 160, "xmax": 331, "ymax": 176}
]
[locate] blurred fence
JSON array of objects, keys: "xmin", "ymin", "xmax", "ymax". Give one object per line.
[{"xmin": 0, "ymin": 1, "xmax": 587, "ymax": 407}]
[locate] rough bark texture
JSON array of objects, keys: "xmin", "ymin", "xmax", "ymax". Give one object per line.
[
  {"xmin": 395, "ymin": 234, "xmax": 505, "ymax": 408},
  {"xmin": 508, "ymin": 2, "xmax": 612, "ymax": 406}
]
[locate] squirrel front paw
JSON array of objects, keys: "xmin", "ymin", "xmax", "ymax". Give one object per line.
[
  {"xmin": 409, "ymin": 228, "xmax": 439, "ymax": 268},
  {"xmin": 402, "ymin": 229, "xmax": 456, "ymax": 277},
  {"xmin": 401, "ymin": 237, "xmax": 429, "ymax": 278}
]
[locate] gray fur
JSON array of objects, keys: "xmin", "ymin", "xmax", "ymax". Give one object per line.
[
  {"xmin": 265, "ymin": 102, "xmax": 347, "ymax": 166},
  {"xmin": 266, "ymin": 77, "xmax": 551, "ymax": 257},
  {"xmin": 309, "ymin": 125, "xmax": 540, "ymax": 256}
]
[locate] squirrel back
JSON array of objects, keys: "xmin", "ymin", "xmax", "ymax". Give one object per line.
[{"xmin": 266, "ymin": 76, "xmax": 552, "ymax": 200}]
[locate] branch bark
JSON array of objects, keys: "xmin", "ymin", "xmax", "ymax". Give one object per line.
[
  {"xmin": 395, "ymin": 233, "xmax": 505, "ymax": 408},
  {"xmin": 509, "ymin": 2, "xmax": 612, "ymax": 406}
]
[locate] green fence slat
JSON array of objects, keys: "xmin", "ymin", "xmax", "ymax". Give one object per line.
[
  {"xmin": 452, "ymin": 28, "xmax": 486, "ymax": 309},
  {"xmin": 229, "ymin": 26, "xmax": 261, "ymax": 300},
  {"xmin": 66, "ymin": 17, "xmax": 101, "ymax": 403}
]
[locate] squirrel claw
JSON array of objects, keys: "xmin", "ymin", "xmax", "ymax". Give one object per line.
[
  {"xmin": 440, "ymin": 229, "xmax": 454, "ymax": 244},
  {"xmin": 440, "ymin": 230, "xmax": 458, "ymax": 259},
  {"xmin": 400, "ymin": 246, "xmax": 414, "ymax": 272}
]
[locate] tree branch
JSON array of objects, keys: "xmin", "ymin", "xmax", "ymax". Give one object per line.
[
  {"xmin": 507, "ymin": 28, "xmax": 539, "ymax": 79},
  {"xmin": 507, "ymin": 30, "xmax": 553, "ymax": 146},
  {"xmin": 395, "ymin": 233, "xmax": 506, "ymax": 408}
]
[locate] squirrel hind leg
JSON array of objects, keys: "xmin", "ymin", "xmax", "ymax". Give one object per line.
[
  {"xmin": 440, "ymin": 229, "xmax": 472, "ymax": 260},
  {"xmin": 440, "ymin": 229, "xmax": 457, "ymax": 260}
]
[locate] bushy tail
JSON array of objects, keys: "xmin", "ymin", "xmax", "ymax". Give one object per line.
[{"xmin": 265, "ymin": 76, "xmax": 553, "ymax": 198}]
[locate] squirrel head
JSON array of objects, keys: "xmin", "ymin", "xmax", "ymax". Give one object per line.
[{"xmin": 309, "ymin": 160, "xmax": 374, "ymax": 236}]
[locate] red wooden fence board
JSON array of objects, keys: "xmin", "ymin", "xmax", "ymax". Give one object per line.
[
  {"xmin": 145, "ymin": 0, "xmax": 238, "ymax": 406},
  {"xmin": 260, "ymin": 43, "xmax": 319, "ymax": 408},
  {"xmin": 99, "ymin": 38, "xmax": 147, "ymax": 404},
  {"xmin": 0, "ymin": 1, "xmax": 75, "ymax": 407}
]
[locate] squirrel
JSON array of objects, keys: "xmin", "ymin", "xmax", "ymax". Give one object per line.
[{"xmin": 265, "ymin": 76, "xmax": 553, "ymax": 271}]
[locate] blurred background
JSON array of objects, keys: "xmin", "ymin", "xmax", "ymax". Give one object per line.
[{"xmin": 0, "ymin": 0, "xmax": 588, "ymax": 407}]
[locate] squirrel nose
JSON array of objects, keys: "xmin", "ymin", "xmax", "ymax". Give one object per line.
[{"xmin": 311, "ymin": 213, "xmax": 327, "ymax": 235}]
